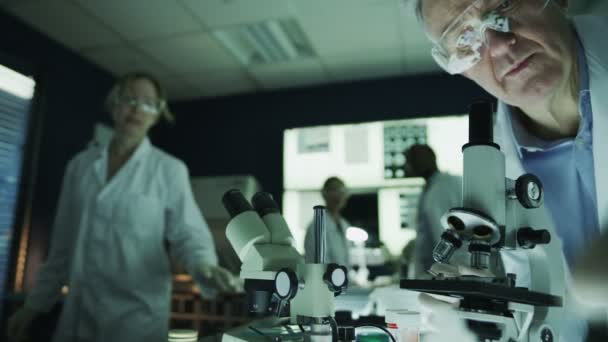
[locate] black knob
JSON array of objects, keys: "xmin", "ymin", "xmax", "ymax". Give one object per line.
[
  {"xmin": 515, "ymin": 174, "xmax": 543, "ymax": 209},
  {"xmin": 541, "ymin": 328, "xmax": 554, "ymax": 342},
  {"xmin": 252, "ymin": 192, "xmax": 280, "ymax": 217},
  {"xmin": 324, "ymin": 263, "xmax": 348, "ymax": 294},
  {"xmin": 222, "ymin": 189, "xmax": 253, "ymax": 218},
  {"xmin": 338, "ymin": 326, "xmax": 356, "ymax": 341},
  {"xmin": 517, "ymin": 227, "xmax": 551, "ymax": 249},
  {"xmin": 468, "ymin": 100, "xmax": 494, "ymax": 144}
]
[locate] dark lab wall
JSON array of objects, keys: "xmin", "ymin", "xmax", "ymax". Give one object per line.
[
  {"xmin": 154, "ymin": 73, "xmax": 491, "ymax": 204},
  {"xmin": 0, "ymin": 8, "xmax": 115, "ymax": 294}
]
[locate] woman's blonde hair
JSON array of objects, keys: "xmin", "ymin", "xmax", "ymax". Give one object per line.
[{"xmin": 104, "ymin": 72, "xmax": 174, "ymax": 123}]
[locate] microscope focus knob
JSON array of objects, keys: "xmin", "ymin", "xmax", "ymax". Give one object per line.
[
  {"xmin": 515, "ymin": 174, "xmax": 543, "ymax": 209},
  {"xmin": 324, "ymin": 263, "xmax": 348, "ymax": 294},
  {"xmin": 274, "ymin": 268, "xmax": 299, "ymax": 300},
  {"xmin": 517, "ymin": 227, "xmax": 551, "ymax": 249}
]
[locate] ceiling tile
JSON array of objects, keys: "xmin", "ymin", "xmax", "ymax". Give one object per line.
[
  {"xmin": 183, "ymin": 70, "xmax": 258, "ymax": 98},
  {"xmin": 293, "ymin": 0, "xmax": 402, "ymax": 57},
  {"xmin": 4, "ymin": 0, "xmax": 122, "ymax": 49},
  {"xmin": 249, "ymin": 58, "xmax": 327, "ymax": 90},
  {"xmin": 135, "ymin": 32, "xmax": 241, "ymax": 75},
  {"xmin": 402, "ymin": 56, "xmax": 441, "ymax": 74},
  {"xmin": 397, "ymin": 2, "xmax": 440, "ymax": 74},
  {"xmin": 179, "ymin": 0, "xmax": 293, "ymax": 28},
  {"xmin": 2, "ymin": 0, "xmax": 446, "ymax": 97},
  {"xmin": 161, "ymin": 76, "xmax": 204, "ymax": 101},
  {"xmin": 323, "ymin": 48, "xmax": 404, "ymax": 82},
  {"xmin": 82, "ymin": 44, "xmax": 173, "ymax": 77},
  {"xmin": 74, "ymin": 0, "xmax": 202, "ymax": 41}
]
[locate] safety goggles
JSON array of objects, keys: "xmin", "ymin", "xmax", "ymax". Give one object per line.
[
  {"xmin": 431, "ymin": 0, "xmax": 551, "ymax": 74},
  {"xmin": 118, "ymin": 96, "xmax": 164, "ymax": 115}
]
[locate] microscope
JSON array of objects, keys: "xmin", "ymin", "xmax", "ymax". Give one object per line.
[
  {"xmin": 221, "ymin": 190, "xmax": 349, "ymax": 341},
  {"xmin": 401, "ymin": 100, "xmax": 565, "ymax": 341}
]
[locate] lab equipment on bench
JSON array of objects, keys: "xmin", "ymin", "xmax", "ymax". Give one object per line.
[
  {"xmin": 401, "ymin": 100, "xmax": 565, "ymax": 341},
  {"xmin": 221, "ymin": 190, "xmax": 349, "ymax": 341}
]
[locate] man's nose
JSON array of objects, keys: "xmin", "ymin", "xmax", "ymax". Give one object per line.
[{"xmin": 485, "ymin": 29, "xmax": 517, "ymax": 58}]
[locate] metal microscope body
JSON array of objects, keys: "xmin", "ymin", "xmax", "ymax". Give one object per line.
[
  {"xmin": 402, "ymin": 101, "xmax": 566, "ymax": 342},
  {"xmin": 222, "ymin": 191, "xmax": 348, "ymax": 341}
]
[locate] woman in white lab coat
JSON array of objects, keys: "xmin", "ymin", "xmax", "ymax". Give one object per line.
[{"xmin": 7, "ymin": 72, "xmax": 238, "ymax": 342}]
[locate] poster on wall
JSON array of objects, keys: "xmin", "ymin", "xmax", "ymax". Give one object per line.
[
  {"xmin": 344, "ymin": 126, "xmax": 369, "ymax": 164},
  {"xmin": 383, "ymin": 123, "xmax": 427, "ymax": 179},
  {"xmin": 297, "ymin": 127, "xmax": 329, "ymax": 154}
]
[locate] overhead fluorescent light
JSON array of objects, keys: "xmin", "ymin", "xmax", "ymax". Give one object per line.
[
  {"xmin": 0, "ymin": 64, "xmax": 35, "ymax": 100},
  {"xmin": 213, "ymin": 18, "xmax": 315, "ymax": 66}
]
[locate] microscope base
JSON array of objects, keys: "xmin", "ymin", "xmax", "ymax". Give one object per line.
[
  {"xmin": 221, "ymin": 317, "xmax": 302, "ymax": 341},
  {"xmin": 220, "ymin": 317, "xmax": 332, "ymax": 342}
]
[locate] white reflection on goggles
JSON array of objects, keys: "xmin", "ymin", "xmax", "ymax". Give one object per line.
[
  {"xmin": 431, "ymin": 0, "xmax": 510, "ymax": 74},
  {"xmin": 430, "ymin": 0, "xmax": 552, "ymax": 74},
  {"xmin": 119, "ymin": 96, "xmax": 162, "ymax": 115}
]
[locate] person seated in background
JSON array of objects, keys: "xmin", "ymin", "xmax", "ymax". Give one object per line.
[
  {"xmin": 7, "ymin": 72, "xmax": 239, "ymax": 342},
  {"xmin": 404, "ymin": 144, "xmax": 462, "ymax": 279},
  {"xmin": 304, "ymin": 177, "xmax": 351, "ymax": 266}
]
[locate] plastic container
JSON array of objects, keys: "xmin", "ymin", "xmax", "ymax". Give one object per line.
[
  {"xmin": 369, "ymin": 286, "xmax": 420, "ymax": 316},
  {"xmin": 385, "ymin": 309, "xmax": 420, "ymax": 342},
  {"xmin": 168, "ymin": 329, "xmax": 198, "ymax": 342},
  {"xmin": 356, "ymin": 332, "xmax": 390, "ymax": 341}
]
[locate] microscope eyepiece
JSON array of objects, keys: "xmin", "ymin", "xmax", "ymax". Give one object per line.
[
  {"xmin": 222, "ymin": 189, "xmax": 254, "ymax": 218},
  {"xmin": 463, "ymin": 100, "xmax": 500, "ymax": 151},
  {"xmin": 469, "ymin": 100, "xmax": 494, "ymax": 144},
  {"xmin": 252, "ymin": 192, "xmax": 281, "ymax": 217}
]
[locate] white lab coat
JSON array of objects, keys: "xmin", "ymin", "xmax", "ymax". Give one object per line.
[
  {"xmin": 494, "ymin": 15, "xmax": 608, "ymax": 342},
  {"xmin": 25, "ymin": 137, "xmax": 218, "ymax": 342},
  {"xmin": 413, "ymin": 172, "xmax": 462, "ymax": 278},
  {"xmin": 304, "ymin": 216, "xmax": 351, "ymax": 266}
]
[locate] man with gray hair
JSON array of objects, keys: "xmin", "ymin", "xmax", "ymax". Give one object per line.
[{"xmin": 410, "ymin": 0, "xmax": 608, "ymax": 340}]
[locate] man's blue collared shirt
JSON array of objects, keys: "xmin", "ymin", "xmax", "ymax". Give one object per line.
[{"xmin": 503, "ymin": 36, "xmax": 600, "ymax": 269}]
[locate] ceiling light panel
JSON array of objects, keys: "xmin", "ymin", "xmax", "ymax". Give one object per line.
[{"xmin": 213, "ymin": 18, "xmax": 315, "ymax": 66}]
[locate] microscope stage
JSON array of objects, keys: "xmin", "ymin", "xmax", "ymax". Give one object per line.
[{"xmin": 400, "ymin": 279, "xmax": 562, "ymax": 307}]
